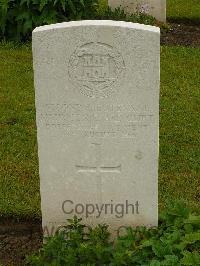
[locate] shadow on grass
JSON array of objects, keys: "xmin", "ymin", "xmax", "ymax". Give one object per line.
[{"xmin": 167, "ymin": 17, "xmax": 200, "ymax": 26}]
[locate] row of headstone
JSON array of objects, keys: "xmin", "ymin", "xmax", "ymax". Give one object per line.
[
  {"xmin": 108, "ymin": 0, "xmax": 166, "ymax": 22},
  {"xmin": 32, "ymin": 20, "xmax": 160, "ymax": 236}
]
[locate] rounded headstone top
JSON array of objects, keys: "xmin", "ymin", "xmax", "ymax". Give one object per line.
[{"xmin": 33, "ymin": 20, "xmax": 160, "ymax": 34}]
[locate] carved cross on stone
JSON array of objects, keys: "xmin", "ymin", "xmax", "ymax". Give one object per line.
[
  {"xmin": 76, "ymin": 143, "xmax": 121, "ymax": 175},
  {"xmin": 76, "ymin": 143, "xmax": 121, "ymax": 203}
]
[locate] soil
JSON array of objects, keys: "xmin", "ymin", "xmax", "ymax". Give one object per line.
[
  {"xmin": 161, "ymin": 22, "xmax": 200, "ymax": 47},
  {"xmin": 0, "ymin": 220, "xmax": 42, "ymax": 266},
  {"xmin": 0, "ymin": 21, "xmax": 199, "ymax": 266}
]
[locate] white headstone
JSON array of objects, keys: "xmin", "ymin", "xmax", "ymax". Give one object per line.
[
  {"xmin": 108, "ymin": 0, "xmax": 166, "ymax": 22},
  {"xmin": 32, "ymin": 20, "xmax": 160, "ymax": 236}
]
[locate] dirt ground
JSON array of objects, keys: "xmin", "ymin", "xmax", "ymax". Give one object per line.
[
  {"xmin": 0, "ymin": 220, "xmax": 42, "ymax": 266},
  {"xmin": 161, "ymin": 22, "xmax": 200, "ymax": 47},
  {"xmin": 0, "ymin": 21, "xmax": 199, "ymax": 266}
]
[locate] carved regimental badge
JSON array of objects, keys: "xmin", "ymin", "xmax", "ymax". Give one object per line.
[{"xmin": 69, "ymin": 42, "xmax": 125, "ymax": 98}]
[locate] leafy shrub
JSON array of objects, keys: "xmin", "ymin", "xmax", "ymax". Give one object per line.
[
  {"xmin": 0, "ymin": 0, "xmax": 99, "ymax": 40},
  {"xmin": 0, "ymin": 0, "xmax": 160, "ymax": 41},
  {"xmin": 27, "ymin": 201, "xmax": 200, "ymax": 265}
]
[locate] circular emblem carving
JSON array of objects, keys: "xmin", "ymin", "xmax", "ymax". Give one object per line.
[{"xmin": 69, "ymin": 42, "xmax": 125, "ymax": 98}]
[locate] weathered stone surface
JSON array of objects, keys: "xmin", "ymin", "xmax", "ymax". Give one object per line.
[
  {"xmin": 32, "ymin": 20, "xmax": 160, "ymax": 236},
  {"xmin": 108, "ymin": 0, "xmax": 166, "ymax": 22}
]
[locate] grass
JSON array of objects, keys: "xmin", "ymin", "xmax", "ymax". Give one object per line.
[
  {"xmin": 0, "ymin": 43, "xmax": 199, "ymax": 220},
  {"xmin": 0, "ymin": 42, "xmax": 40, "ymax": 219},
  {"xmin": 167, "ymin": 0, "xmax": 200, "ymax": 23},
  {"xmin": 160, "ymin": 46, "xmax": 200, "ymax": 213}
]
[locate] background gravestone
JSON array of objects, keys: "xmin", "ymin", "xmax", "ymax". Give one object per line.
[
  {"xmin": 32, "ymin": 20, "xmax": 160, "ymax": 236},
  {"xmin": 108, "ymin": 0, "xmax": 166, "ymax": 22}
]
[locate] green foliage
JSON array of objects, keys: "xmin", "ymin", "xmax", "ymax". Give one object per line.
[
  {"xmin": 0, "ymin": 0, "xmax": 99, "ymax": 40},
  {"xmin": 0, "ymin": 0, "xmax": 160, "ymax": 41},
  {"xmin": 181, "ymin": 251, "xmax": 200, "ymax": 265},
  {"xmin": 26, "ymin": 201, "xmax": 200, "ymax": 265}
]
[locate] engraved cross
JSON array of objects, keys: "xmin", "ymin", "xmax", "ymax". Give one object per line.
[
  {"xmin": 76, "ymin": 143, "xmax": 121, "ymax": 175},
  {"xmin": 75, "ymin": 143, "xmax": 121, "ymax": 203}
]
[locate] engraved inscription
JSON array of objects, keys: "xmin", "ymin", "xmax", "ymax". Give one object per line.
[
  {"xmin": 69, "ymin": 42, "xmax": 125, "ymax": 98},
  {"xmin": 37, "ymin": 103, "xmax": 154, "ymax": 139}
]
